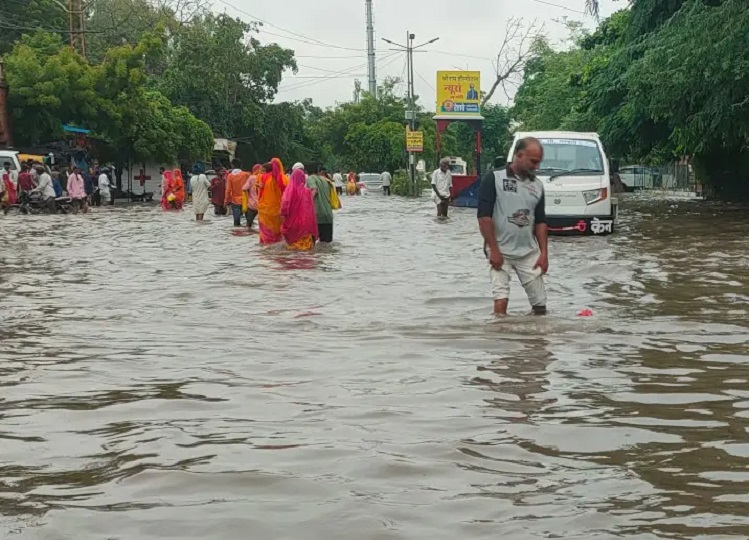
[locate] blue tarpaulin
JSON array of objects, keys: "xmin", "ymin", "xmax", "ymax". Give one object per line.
[{"xmin": 62, "ymin": 125, "xmax": 91, "ymax": 134}]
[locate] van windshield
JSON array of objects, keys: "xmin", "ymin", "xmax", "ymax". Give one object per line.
[
  {"xmin": 536, "ymin": 138, "xmax": 603, "ymax": 175},
  {"xmin": 0, "ymin": 156, "xmax": 18, "ymax": 172}
]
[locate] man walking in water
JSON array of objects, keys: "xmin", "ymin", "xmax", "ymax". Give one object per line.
[
  {"xmin": 431, "ymin": 158, "xmax": 453, "ymax": 217},
  {"xmin": 381, "ymin": 170, "xmax": 392, "ymax": 196},
  {"xmin": 307, "ymin": 166, "xmax": 336, "ymax": 243},
  {"xmin": 333, "ymin": 171, "xmax": 344, "ymax": 196},
  {"xmin": 477, "ymin": 137, "xmax": 549, "ymax": 316},
  {"xmin": 225, "ymin": 159, "xmax": 250, "ymax": 227}
]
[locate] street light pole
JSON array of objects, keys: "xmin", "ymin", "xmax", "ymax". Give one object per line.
[
  {"xmin": 382, "ymin": 33, "xmax": 439, "ymax": 196},
  {"xmin": 406, "ymin": 32, "xmax": 416, "ymax": 194}
]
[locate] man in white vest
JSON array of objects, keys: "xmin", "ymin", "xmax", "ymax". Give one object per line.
[{"xmin": 477, "ymin": 137, "xmax": 549, "ymax": 315}]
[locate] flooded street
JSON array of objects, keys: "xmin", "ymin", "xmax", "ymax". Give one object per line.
[{"xmin": 1, "ymin": 195, "xmax": 749, "ymax": 539}]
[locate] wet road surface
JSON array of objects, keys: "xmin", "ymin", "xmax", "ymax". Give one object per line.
[{"xmin": 1, "ymin": 195, "xmax": 748, "ymax": 539}]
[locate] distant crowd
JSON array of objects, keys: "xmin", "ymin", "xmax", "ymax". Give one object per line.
[{"xmin": 0, "ymin": 159, "xmax": 117, "ymax": 214}]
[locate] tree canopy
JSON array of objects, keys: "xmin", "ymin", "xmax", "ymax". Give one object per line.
[
  {"xmin": 2, "ymin": 0, "xmax": 748, "ymax": 199},
  {"xmin": 4, "ymin": 29, "xmax": 213, "ymax": 164},
  {"xmin": 511, "ymin": 0, "xmax": 749, "ymax": 199}
]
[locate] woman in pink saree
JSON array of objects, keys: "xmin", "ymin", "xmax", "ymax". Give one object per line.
[
  {"xmin": 1, "ymin": 169, "xmax": 17, "ymax": 207},
  {"xmin": 280, "ymin": 169, "xmax": 318, "ymax": 251}
]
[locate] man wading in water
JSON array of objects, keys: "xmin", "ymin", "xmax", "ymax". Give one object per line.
[
  {"xmin": 477, "ymin": 137, "xmax": 549, "ymax": 315},
  {"xmin": 431, "ymin": 158, "xmax": 453, "ymax": 218}
]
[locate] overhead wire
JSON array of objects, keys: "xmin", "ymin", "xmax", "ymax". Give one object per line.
[
  {"xmin": 215, "ymin": 0, "xmax": 366, "ymax": 52},
  {"xmin": 297, "ymin": 63, "xmax": 368, "ymax": 74},
  {"xmin": 414, "ymin": 69, "xmax": 435, "ymax": 92},
  {"xmin": 425, "ymin": 50, "xmax": 493, "ymax": 61},
  {"xmin": 396, "ymin": 56, "xmax": 409, "ymax": 96},
  {"xmin": 280, "ymin": 62, "xmax": 371, "ymax": 93},
  {"xmin": 295, "ymin": 55, "xmax": 365, "ymax": 59},
  {"xmin": 0, "ymin": 11, "xmax": 104, "ymax": 34},
  {"xmin": 279, "ymin": 52, "xmax": 400, "ymax": 94},
  {"xmin": 528, "ymin": 0, "xmax": 586, "ymax": 14}
]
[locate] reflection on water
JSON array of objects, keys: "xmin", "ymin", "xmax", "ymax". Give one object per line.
[{"xmin": 1, "ymin": 196, "xmax": 748, "ymax": 538}]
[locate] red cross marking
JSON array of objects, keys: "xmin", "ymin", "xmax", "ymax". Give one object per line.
[{"xmin": 135, "ymin": 169, "xmax": 152, "ymax": 186}]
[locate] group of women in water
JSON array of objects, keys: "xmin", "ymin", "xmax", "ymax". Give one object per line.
[
  {"xmin": 162, "ymin": 157, "xmax": 332, "ymax": 252},
  {"xmin": 256, "ymin": 158, "xmax": 325, "ymax": 251}
]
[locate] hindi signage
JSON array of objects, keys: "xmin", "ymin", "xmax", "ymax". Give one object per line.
[
  {"xmin": 436, "ymin": 70, "xmax": 481, "ymax": 116},
  {"xmin": 406, "ymin": 129, "xmax": 424, "ymax": 152}
]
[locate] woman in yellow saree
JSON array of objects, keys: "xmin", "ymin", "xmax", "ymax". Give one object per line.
[{"xmin": 256, "ymin": 158, "xmax": 289, "ymax": 245}]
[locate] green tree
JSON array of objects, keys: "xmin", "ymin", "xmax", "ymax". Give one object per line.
[
  {"xmin": 158, "ymin": 13, "xmax": 296, "ymax": 138},
  {"xmin": 4, "ymin": 32, "xmax": 101, "ymax": 146},
  {"xmin": 512, "ymin": 39, "xmax": 592, "ymax": 132},
  {"xmin": 344, "ymin": 120, "xmax": 405, "ymax": 173},
  {"xmin": 625, "ymin": 0, "xmax": 749, "ymax": 197},
  {"xmin": 0, "ymin": 0, "xmax": 68, "ymax": 55},
  {"xmin": 5, "ymin": 29, "xmax": 212, "ymax": 167}
]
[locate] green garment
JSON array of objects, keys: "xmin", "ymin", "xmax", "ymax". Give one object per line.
[{"xmin": 306, "ymin": 175, "xmax": 334, "ymax": 224}]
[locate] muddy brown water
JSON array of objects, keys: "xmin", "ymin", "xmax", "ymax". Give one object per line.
[{"xmin": 1, "ymin": 195, "xmax": 748, "ymax": 539}]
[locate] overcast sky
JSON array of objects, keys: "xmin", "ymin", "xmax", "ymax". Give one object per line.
[{"xmin": 212, "ymin": 0, "xmax": 619, "ymax": 110}]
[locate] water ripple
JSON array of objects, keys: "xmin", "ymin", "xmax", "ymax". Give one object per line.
[{"xmin": 1, "ymin": 197, "xmax": 748, "ymax": 538}]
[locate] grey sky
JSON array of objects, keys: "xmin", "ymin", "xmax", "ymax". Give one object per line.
[{"xmin": 213, "ymin": 0, "xmax": 618, "ymax": 110}]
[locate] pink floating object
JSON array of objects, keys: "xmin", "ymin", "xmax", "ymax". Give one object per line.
[
  {"xmin": 577, "ymin": 309, "xmax": 594, "ymax": 317},
  {"xmin": 294, "ymin": 312, "xmax": 321, "ymax": 319}
]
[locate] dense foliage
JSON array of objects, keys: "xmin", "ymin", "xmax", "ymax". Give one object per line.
[
  {"xmin": 2, "ymin": 0, "xmax": 747, "ymax": 198},
  {"xmin": 513, "ymin": 0, "xmax": 749, "ymax": 199},
  {"xmin": 4, "ymin": 31, "xmax": 214, "ymax": 163}
]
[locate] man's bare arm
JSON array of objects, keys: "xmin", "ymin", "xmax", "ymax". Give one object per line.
[
  {"xmin": 535, "ymin": 222, "xmax": 548, "ymax": 256},
  {"xmin": 479, "ymin": 217, "xmax": 499, "ymax": 251}
]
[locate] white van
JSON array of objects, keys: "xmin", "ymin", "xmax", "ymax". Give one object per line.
[
  {"xmin": 508, "ymin": 131, "xmax": 618, "ymax": 235},
  {"xmin": 0, "ymin": 150, "xmax": 22, "ymax": 175}
]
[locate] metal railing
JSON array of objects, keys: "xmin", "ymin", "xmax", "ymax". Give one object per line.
[{"xmin": 620, "ymin": 162, "xmax": 702, "ymax": 194}]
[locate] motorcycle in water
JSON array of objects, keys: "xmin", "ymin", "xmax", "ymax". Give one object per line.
[{"xmin": 3, "ymin": 192, "xmax": 74, "ymax": 215}]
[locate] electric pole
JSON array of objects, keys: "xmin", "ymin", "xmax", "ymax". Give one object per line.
[
  {"xmin": 365, "ymin": 0, "xmax": 377, "ymax": 98},
  {"xmin": 68, "ymin": 0, "xmax": 87, "ymax": 58},
  {"xmin": 382, "ymin": 33, "xmax": 439, "ymax": 195}
]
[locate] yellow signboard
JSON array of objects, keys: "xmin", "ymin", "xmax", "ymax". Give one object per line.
[
  {"xmin": 406, "ymin": 129, "xmax": 424, "ymax": 152},
  {"xmin": 436, "ymin": 70, "xmax": 481, "ymax": 116}
]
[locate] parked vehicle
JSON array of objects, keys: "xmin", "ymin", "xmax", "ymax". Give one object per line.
[
  {"xmin": 619, "ymin": 165, "xmax": 662, "ymax": 190},
  {"xmin": 0, "ymin": 150, "xmax": 22, "ymax": 173},
  {"xmin": 507, "ymin": 131, "xmax": 618, "ymax": 236},
  {"xmin": 445, "ymin": 156, "xmax": 468, "ymax": 176},
  {"xmin": 359, "ymin": 173, "xmax": 382, "ymax": 194},
  {"xmin": 121, "ymin": 189, "xmax": 154, "ymax": 202},
  {"xmin": 4, "ymin": 191, "xmax": 73, "ymax": 215}
]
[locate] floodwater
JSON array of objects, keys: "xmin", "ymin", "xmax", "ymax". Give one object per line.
[{"xmin": 1, "ymin": 195, "xmax": 748, "ymax": 540}]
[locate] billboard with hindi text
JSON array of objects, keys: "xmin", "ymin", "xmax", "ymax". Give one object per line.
[
  {"xmin": 436, "ymin": 71, "xmax": 481, "ymax": 116},
  {"xmin": 406, "ymin": 129, "xmax": 424, "ymax": 152}
]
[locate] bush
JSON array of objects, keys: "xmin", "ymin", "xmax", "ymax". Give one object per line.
[{"xmin": 391, "ymin": 168, "xmax": 430, "ymax": 197}]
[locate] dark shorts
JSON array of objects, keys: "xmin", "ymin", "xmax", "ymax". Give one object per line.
[{"xmin": 71, "ymin": 198, "xmax": 86, "ymax": 209}]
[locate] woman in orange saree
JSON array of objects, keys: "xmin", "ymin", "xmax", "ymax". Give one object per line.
[
  {"xmin": 171, "ymin": 169, "xmax": 186, "ymax": 209},
  {"xmin": 256, "ymin": 158, "xmax": 289, "ymax": 245},
  {"xmin": 160, "ymin": 170, "xmax": 174, "ymax": 210}
]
